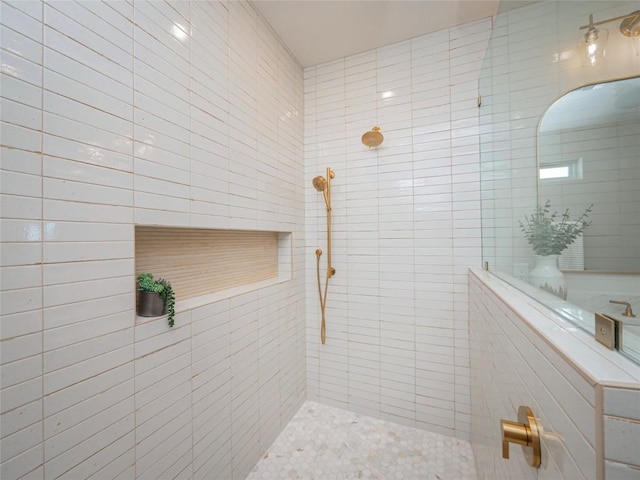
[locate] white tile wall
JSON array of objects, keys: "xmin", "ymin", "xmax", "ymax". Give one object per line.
[
  {"xmin": 1, "ymin": 2, "xmax": 44, "ymax": 478},
  {"xmin": 1, "ymin": 1, "xmax": 305, "ymax": 479},
  {"xmin": 5, "ymin": 1, "xmax": 633, "ymax": 478},
  {"xmin": 304, "ymin": 18, "xmax": 492, "ymax": 440}
]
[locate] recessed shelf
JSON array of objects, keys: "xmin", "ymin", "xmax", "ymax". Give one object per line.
[{"xmin": 135, "ymin": 226, "xmax": 292, "ymax": 308}]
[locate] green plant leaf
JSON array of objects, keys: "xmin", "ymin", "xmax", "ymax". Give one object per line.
[
  {"xmin": 519, "ymin": 200, "xmax": 593, "ymax": 256},
  {"xmin": 137, "ymin": 273, "xmax": 176, "ymax": 327}
]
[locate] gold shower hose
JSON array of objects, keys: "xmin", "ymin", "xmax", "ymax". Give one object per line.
[{"xmin": 316, "ymin": 248, "xmax": 329, "ymax": 344}]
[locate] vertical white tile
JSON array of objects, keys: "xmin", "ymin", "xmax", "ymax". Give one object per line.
[
  {"xmin": 305, "ymin": 17, "xmax": 493, "ymax": 442},
  {"xmin": 2, "ymin": 1, "xmax": 305, "ymax": 479},
  {"xmin": 604, "ymin": 387, "xmax": 640, "ymax": 419},
  {"xmin": 604, "ymin": 416, "xmax": 640, "ymax": 466},
  {"xmin": 1, "ymin": 2, "xmax": 44, "ymax": 478}
]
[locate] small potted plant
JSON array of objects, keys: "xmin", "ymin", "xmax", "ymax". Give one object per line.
[
  {"xmin": 136, "ymin": 273, "xmax": 176, "ymax": 327},
  {"xmin": 519, "ymin": 200, "xmax": 592, "ymax": 299}
]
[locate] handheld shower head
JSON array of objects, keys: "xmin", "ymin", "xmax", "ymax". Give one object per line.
[
  {"xmin": 312, "ymin": 176, "xmax": 327, "ymax": 192},
  {"xmin": 312, "ymin": 174, "xmax": 331, "ymax": 210}
]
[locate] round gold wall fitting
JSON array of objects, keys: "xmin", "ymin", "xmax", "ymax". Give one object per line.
[
  {"xmin": 362, "ymin": 126, "xmax": 384, "ymax": 148},
  {"xmin": 620, "ymin": 10, "xmax": 640, "ymax": 37},
  {"xmin": 518, "ymin": 406, "xmax": 541, "ymax": 468}
]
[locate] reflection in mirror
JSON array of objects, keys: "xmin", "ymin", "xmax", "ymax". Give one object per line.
[
  {"xmin": 538, "ymin": 76, "xmax": 640, "ymax": 272},
  {"xmin": 478, "ymin": 0, "xmax": 640, "ymax": 366},
  {"xmin": 534, "ymin": 77, "xmax": 640, "ymax": 364}
]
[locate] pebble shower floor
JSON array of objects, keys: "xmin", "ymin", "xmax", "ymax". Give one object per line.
[{"xmin": 247, "ymin": 401, "xmax": 477, "ymax": 480}]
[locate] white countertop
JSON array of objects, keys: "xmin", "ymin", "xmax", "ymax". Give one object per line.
[{"xmin": 470, "ymin": 267, "xmax": 640, "ymax": 388}]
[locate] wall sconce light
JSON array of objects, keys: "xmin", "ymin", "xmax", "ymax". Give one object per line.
[
  {"xmin": 579, "ymin": 10, "xmax": 640, "ymax": 66},
  {"xmin": 621, "ymin": 11, "xmax": 640, "ymax": 56},
  {"xmin": 579, "ymin": 15, "xmax": 608, "ymax": 66}
]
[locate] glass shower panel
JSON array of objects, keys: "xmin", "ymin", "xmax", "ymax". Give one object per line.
[{"xmin": 479, "ymin": 0, "xmax": 640, "ymax": 365}]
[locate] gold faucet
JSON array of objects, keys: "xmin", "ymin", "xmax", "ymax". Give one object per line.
[{"xmin": 609, "ymin": 300, "xmax": 636, "ymax": 317}]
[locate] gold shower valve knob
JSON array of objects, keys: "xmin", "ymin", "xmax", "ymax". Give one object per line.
[{"xmin": 500, "ymin": 406, "xmax": 541, "ymax": 468}]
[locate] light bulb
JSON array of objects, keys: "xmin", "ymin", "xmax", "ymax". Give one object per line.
[{"xmin": 580, "ymin": 26, "xmax": 608, "ymax": 66}]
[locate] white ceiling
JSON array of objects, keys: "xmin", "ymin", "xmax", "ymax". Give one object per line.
[{"xmin": 252, "ymin": 0, "xmax": 501, "ymax": 67}]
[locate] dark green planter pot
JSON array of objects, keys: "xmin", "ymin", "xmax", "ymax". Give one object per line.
[{"xmin": 137, "ymin": 291, "xmax": 167, "ymax": 317}]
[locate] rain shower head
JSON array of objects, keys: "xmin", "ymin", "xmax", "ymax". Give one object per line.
[
  {"xmin": 362, "ymin": 126, "xmax": 384, "ymax": 148},
  {"xmin": 312, "ymin": 175, "xmax": 327, "ymax": 192}
]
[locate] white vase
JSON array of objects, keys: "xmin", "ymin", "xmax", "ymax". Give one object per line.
[{"xmin": 529, "ymin": 255, "xmax": 567, "ymax": 300}]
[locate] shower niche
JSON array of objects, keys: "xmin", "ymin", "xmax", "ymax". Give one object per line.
[{"xmin": 135, "ymin": 226, "xmax": 292, "ymax": 313}]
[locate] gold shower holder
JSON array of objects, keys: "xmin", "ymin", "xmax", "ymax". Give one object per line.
[{"xmin": 313, "ymin": 167, "xmax": 335, "ymax": 344}]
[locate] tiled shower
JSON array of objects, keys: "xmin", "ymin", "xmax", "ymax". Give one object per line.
[
  {"xmin": 1, "ymin": 1, "xmax": 639, "ymax": 480},
  {"xmin": 304, "ymin": 19, "xmax": 491, "ymax": 437}
]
